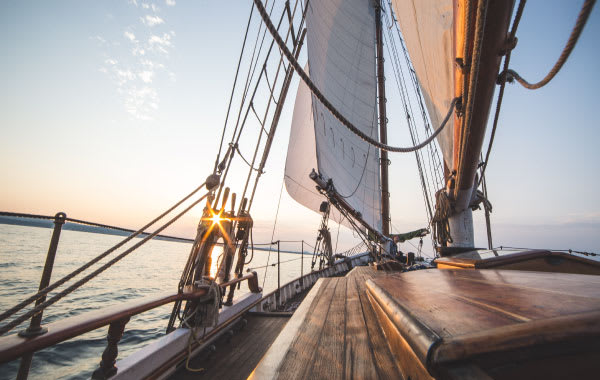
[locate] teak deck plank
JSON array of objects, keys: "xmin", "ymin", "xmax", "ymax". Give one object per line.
[
  {"xmin": 308, "ymin": 276, "xmax": 347, "ymax": 379},
  {"xmin": 173, "ymin": 314, "xmax": 289, "ymax": 380},
  {"xmin": 343, "ymin": 273, "xmax": 379, "ymax": 379},
  {"xmin": 352, "ymin": 268, "xmax": 404, "ymax": 379},
  {"xmin": 270, "ymin": 265, "xmax": 402, "ymax": 379},
  {"xmin": 277, "ymin": 278, "xmax": 340, "ymax": 379}
]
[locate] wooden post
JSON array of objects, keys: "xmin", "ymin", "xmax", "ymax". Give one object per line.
[
  {"xmin": 247, "ymin": 271, "xmax": 261, "ymax": 293},
  {"xmin": 17, "ymin": 212, "xmax": 66, "ymax": 380},
  {"xmin": 92, "ymin": 317, "xmax": 130, "ymax": 379}
]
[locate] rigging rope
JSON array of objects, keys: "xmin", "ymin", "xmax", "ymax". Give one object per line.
[
  {"xmin": 499, "ymin": 0, "xmax": 596, "ymax": 90},
  {"xmin": 262, "ymin": 177, "xmax": 285, "ymax": 288},
  {"xmin": 431, "ymin": 189, "xmax": 453, "ymax": 247},
  {"xmin": 0, "ymin": 192, "xmax": 211, "ymax": 336},
  {"xmin": 234, "ymin": 143, "xmax": 263, "ymax": 173},
  {"xmin": 214, "ymin": 3, "xmax": 256, "ymax": 173},
  {"xmin": 498, "ymin": 246, "xmax": 597, "ymax": 257},
  {"xmin": 382, "ymin": 9, "xmax": 437, "ymax": 224},
  {"xmin": 478, "ymin": 0, "xmax": 526, "ymax": 188},
  {"xmin": 0, "ymin": 181, "xmax": 211, "ymax": 325},
  {"xmin": 252, "ymin": 0, "xmax": 458, "ymax": 153}
]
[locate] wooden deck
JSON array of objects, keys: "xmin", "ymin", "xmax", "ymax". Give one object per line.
[
  {"xmin": 175, "ymin": 263, "xmax": 600, "ymax": 379},
  {"xmin": 172, "ymin": 314, "xmax": 289, "ymax": 380},
  {"xmin": 250, "ymin": 266, "xmax": 403, "ymax": 379},
  {"xmin": 251, "ymin": 265, "xmax": 600, "ymax": 379}
]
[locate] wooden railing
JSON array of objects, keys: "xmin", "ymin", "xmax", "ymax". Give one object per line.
[{"xmin": 0, "ymin": 272, "xmax": 260, "ymax": 378}]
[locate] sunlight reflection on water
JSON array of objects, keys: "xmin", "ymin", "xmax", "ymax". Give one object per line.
[{"xmin": 0, "ymin": 224, "xmax": 314, "ymax": 379}]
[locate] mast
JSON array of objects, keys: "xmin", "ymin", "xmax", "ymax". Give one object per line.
[
  {"xmin": 446, "ymin": 0, "xmax": 514, "ymax": 249},
  {"xmin": 375, "ymin": 0, "xmax": 390, "ymax": 237}
]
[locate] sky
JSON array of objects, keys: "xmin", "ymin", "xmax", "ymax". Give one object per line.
[{"xmin": 0, "ymin": 0, "xmax": 599, "ymax": 255}]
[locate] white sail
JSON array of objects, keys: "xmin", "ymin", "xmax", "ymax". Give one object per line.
[
  {"xmin": 285, "ymin": 0, "xmax": 382, "ymax": 232},
  {"xmin": 284, "ymin": 66, "xmax": 323, "ymax": 217},
  {"xmin": 391, "ymin": 0, "xmax": 455, "ymax": 169}
]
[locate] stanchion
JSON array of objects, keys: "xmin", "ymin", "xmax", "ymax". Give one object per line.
[{"xmin": 17, "ymin": 212, "xmax": 66, "ymax": 380}]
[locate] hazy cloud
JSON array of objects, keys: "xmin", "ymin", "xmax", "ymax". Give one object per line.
[
  {"xmin": 142, "ymin": 15, "xmax": 164, "ymax": 27},
  {"xmin": 124, "ymin": 31, "xmax": 137, "ymax": 42},
  {"xmin": 138, "ymin": 70, "xmax": 154, "ymax": 83},
  {"xmin": 96, "ymin": 1, "xmax": 176, "ymax": 120},
  {"xmin": 148, "ymin": 32, "xmax": 173, "ymax": 54},
  {"xmin": 166, "ymin": 0, "xmax": 176, "ymax": 6}
]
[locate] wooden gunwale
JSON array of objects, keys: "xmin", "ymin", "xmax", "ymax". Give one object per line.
[{"xmin": 0, "ymin": 273, "xmax": 259, "ymax": 364}]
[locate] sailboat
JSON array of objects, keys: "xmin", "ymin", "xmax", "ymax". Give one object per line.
[{"xmin": 0, "ymin": 0, "xmax": 599, "ymax": 379}]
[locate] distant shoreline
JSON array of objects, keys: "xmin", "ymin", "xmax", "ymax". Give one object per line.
[
  {"xmin": 0, "ymin": 215, "xmax": 195, "ymax": 244},
  {"xmin": 0, "ymin": 216, "xmax": 307, "ymax": 255}
]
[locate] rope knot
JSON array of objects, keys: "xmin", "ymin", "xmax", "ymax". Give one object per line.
[
  {"xmin": 499, "ymin": 36, "xmax": 518, "ymax": 56},
  {"xmin": 496, "ymin": 70, "xmax": 515, "ymax": 85}
]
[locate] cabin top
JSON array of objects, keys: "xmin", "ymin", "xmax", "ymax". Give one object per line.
[
  {"xmin": 367, "ymin": 268, "xmax": 600, "ymax": 378},
  {"xmin": 434, "ymin": 248, "xmax": 600, "ymax": 275}
]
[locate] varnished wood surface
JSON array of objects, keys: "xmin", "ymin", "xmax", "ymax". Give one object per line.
[
  {"xmin": 256, "ymin": 265, "xmax": 403, "ymax": 379},
  {"xmin": 370, "ymin": 269, "xmax": 600, "ymax": 340},
  {"xmin": 172, "ymin": 314, "xmax": 289, "ymax": 380},
  {"xmin": 367, "ymin": 268, "xmax": 600, "ymax": 378},
  {"xmin": 435, "ymin": 249, "xmax": 600, "ymax": 275}
]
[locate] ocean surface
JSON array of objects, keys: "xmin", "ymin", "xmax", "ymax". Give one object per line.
[{"xmin": 0, "ymin": 224, "xmax": 315, "ymax": 379}]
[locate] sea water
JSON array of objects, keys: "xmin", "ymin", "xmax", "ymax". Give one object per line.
[{"xmin": 0, "ymin": 224, "xmax": 314, "ymax": 379}]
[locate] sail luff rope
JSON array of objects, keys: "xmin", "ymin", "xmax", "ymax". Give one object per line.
[
  {"xmin": 500, "ymin": 0, "xmax": 596, "ymax": 90},
  {"xmin": 0, "ymin": 181, "xmax": 211, "ymax": 324},
  {"xmin": 0, "ymin": 192, "xmax": 211, "ymax": 335},
  {"xmin": 252, "ymin": 0, "xmax": 458, "ymax": 154}
]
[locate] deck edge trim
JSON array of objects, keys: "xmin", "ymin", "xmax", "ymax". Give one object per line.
[{"xmin": 248, "ymin": 278, "xmax": 325, "ymax": 379}]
